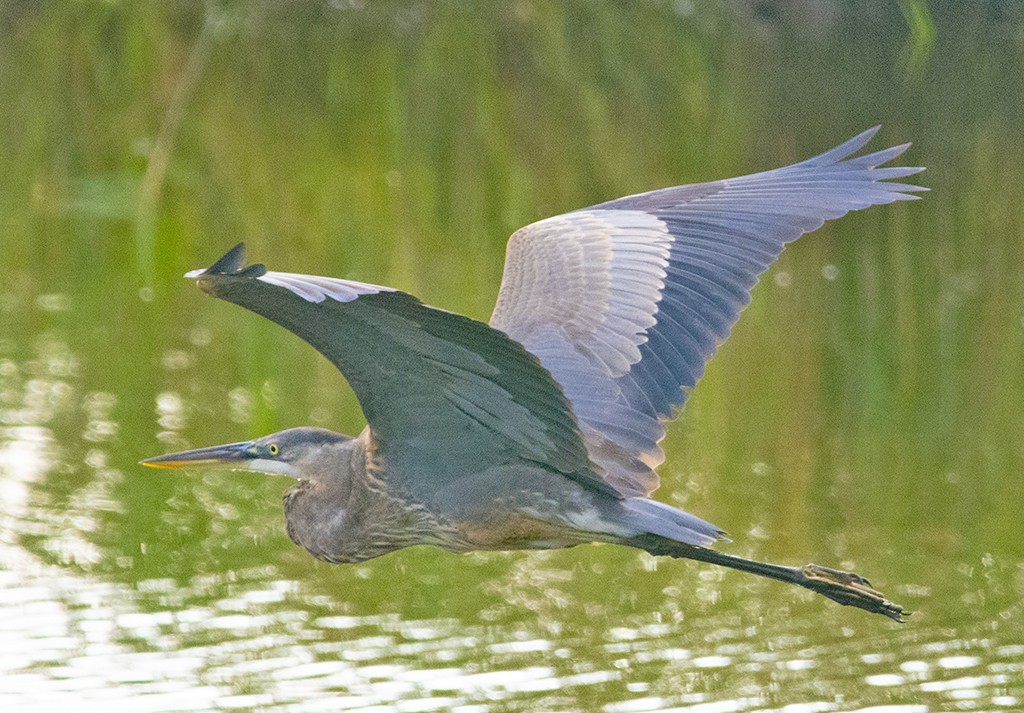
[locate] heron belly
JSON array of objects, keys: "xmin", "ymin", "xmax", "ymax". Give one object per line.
[
  {"xmin": 427, "ymin": 463, "xmax": 636, "ymax": 552},
  {"xmin": 450, "ymin": 508, "xmax": 608, "ymax": 551}
]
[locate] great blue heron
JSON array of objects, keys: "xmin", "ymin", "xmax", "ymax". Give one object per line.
[{"xmin": 143, "ymin": 127, "xmax": 925, "ymax": 621}]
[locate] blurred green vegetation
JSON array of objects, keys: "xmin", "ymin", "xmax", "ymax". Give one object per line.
[{"xmin": 0, "ymin": 3, "xmax": 1023, "ymax": 705}]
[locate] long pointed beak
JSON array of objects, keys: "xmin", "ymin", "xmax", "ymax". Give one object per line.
[{"xmin": 140, "ymin": 441, "xmax": 255, "ymax": 470}]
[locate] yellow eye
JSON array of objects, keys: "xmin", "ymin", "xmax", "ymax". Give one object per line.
[{"xmin": 268, "ymin": 443, "xmax": 280, "ymax": 456}]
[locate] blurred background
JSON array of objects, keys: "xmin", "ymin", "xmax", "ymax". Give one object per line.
[{"xmin": 1, "ymin": 1, "xmax": 1023, "ymax": 711}]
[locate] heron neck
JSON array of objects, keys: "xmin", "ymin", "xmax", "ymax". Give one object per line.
[
  {"xmin": 282, "ymin": 437, "xmax": 361, "ymax": 563},
  {"xmin": 283, "ymin": 435, "xmax": 413, "ymax": 564}
]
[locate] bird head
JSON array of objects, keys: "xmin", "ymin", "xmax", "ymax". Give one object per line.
[{"xmin": 141, "ymin": 427, "xmax": 353, "ymax": 481}]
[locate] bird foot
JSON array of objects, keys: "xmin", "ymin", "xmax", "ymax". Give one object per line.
[{"xmin": 800, "ymin": 563, "xmax": 908, "ymax": 623}]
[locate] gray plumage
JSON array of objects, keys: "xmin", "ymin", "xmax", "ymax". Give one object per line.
[{"xmin": 143, "ymin": 128, "xmax": 924, "ymax": 622}]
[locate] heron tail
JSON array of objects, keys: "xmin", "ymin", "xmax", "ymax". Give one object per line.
[
  {"xmin": 618, "ymin": 497, "xmax": 729, "ymax": 547},
  {"xmin": 624, "ymin": 533, "xmax": 907, "ymax": 623}
]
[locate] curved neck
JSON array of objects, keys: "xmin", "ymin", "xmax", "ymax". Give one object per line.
[
  {"xmin": 283, "ymin": 437, "xmax": 361, "ymax": 563},
  {"xmin": 283, "ymin": 435, "xmax": 423, "ymax": 564}
]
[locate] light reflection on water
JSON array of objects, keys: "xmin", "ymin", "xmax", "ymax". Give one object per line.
[
  {"xmin": 0, "ymin": 326, "xmax": 1022, "ymax": 711},
  {"xmin": 1, "ymin": 551, "xmax": 1021, "ymax": 713},
  {"xmin": 1, "ymin": 419, "xmax": 1022, "ymax": 713}
]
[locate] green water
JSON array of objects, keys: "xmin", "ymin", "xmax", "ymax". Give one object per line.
[{"xmin": 2, "ymin": 2, "xmax": 1023, "ymax": 711}]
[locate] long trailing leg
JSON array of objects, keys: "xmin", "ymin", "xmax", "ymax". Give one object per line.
[{"xmin": 627, "ymin": 534, "xmax": 907, "ymax": 622}]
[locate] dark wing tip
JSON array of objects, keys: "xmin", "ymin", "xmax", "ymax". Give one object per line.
[
  {"xmin": 207, "ymin": 243, "xmax": 248, "ymax": 274},
  {"xmin": 186, "ymin": 243, "xmax": 267, "ymax": 280}
]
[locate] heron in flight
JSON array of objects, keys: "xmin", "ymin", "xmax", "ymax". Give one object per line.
[{"xmin": 143, "ymin": 127, "xmax": 924, "ymax": 621}]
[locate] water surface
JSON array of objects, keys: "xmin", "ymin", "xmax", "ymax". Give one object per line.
[{"xmin": 1, "ymin": 3, "xmax": 1022, "ymax": 711}]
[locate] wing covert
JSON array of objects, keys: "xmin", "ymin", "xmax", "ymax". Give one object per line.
[{"xmin": 490, "ymin": 127, "xmax": 926, "ymax": 497}]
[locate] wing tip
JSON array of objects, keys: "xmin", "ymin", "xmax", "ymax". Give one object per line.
[
  {"xmin": 894, "ymin": 165, "xmax": 927, "ymax": 177},
  {"xmin": 812, "ymin": 125, "xmax": 882, "ymax": 164},
  {"xmin": 800, "ymin": 126, "xmax": 925, "ymax": 175},
  {"xmin": 860, "ymin": 124, "xmax": 883, "ymax": 142},
  {"xmin": 186, "ymin": 243, "xmax": 267, "ymax": 280}
]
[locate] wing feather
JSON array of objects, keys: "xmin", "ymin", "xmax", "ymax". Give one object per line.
[
  {"xmin": 189, "ymin": 245, "xmax": 616, "ymax": 504},
  {"xmin": 490, "ymin": 127, "xmax": 926, "ymax": 496}
]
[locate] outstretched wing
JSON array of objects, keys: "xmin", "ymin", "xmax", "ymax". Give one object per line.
[
  {"xmin": 490, "ymin": 127, "xmax": 927, "ymax": 497},
  {"xmin": 189, "ymin": 244, "xmax": 614, "ymax": 502}
]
